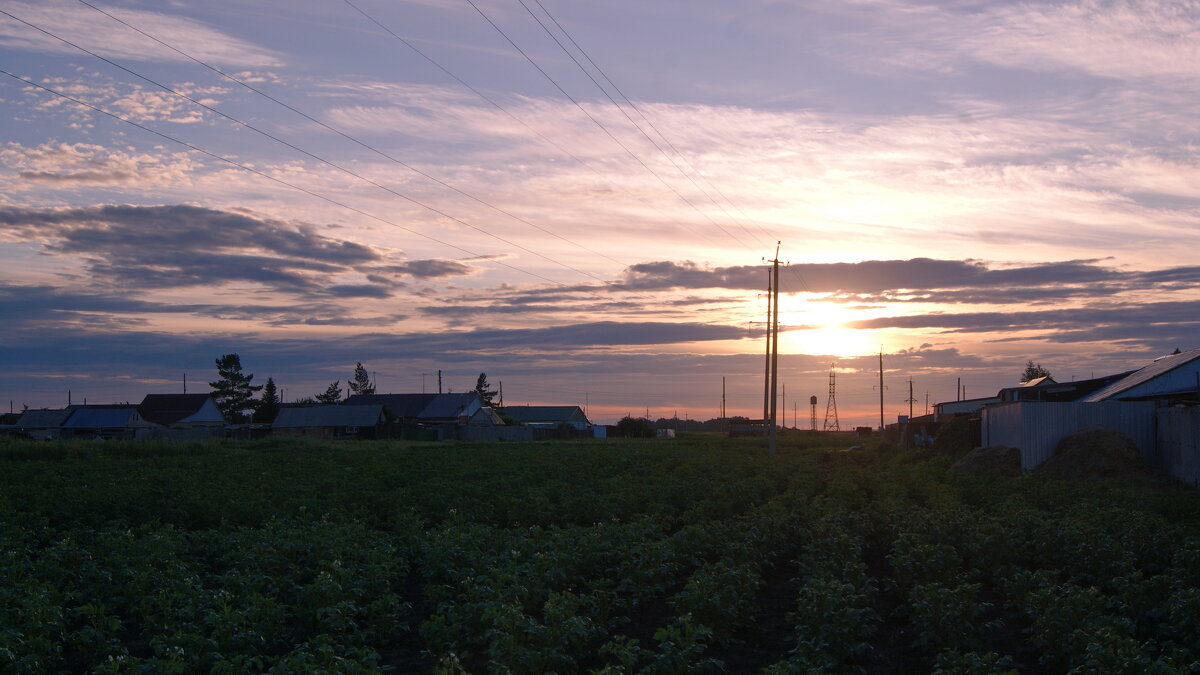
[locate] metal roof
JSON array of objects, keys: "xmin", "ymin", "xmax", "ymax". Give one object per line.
[
  {"xmin": 1080, "ymin": 349, "xmax": 1200, "ymax": 402},
  {"xmin": 418, "ymin": 393, "xmax": 479, "ymax": 419},
  {"xmin": 502, "ymin": 406, "xmax": 588, "ymax": 424},
  {"xmin": 137, "ymin": 394, "xmax": 217, "ymax": 425},
  {"xmin": 272, "ymin": 404, "xmax": 384, "ymax": 428},
  {"xmin": 14, "ymin": 408, "xmax": 74, "ymax": 428},
  {"xmin": 346, "ymin": 394, "xmax": 435, "ymax": 418},
  {"xmin": 345, "ymin": 393, "xmax": 481, "ymax": 420},
  {"xmin": 62, "ymin": 407, "xmax": 139, "ymax": 428}
]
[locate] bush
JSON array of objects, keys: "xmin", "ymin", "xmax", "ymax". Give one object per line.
[{"xmin": 612, "ymin": 416, "xmax": 655, "ymax": 438}]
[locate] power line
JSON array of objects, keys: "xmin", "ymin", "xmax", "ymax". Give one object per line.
[
  {"xmin": 75, "ymin": 0, "xmax": 627, "ymax": 272},
  {"xmin": 3, "ymin": 8, "xmax": 599, "ymax": 284},
  {"xmin": 464, "ymin": 0, "xmax": 742, "ymax": 252},
  {"xmin": 0, "ymin": 69, "xmax": 562, "ymax": 285},
  {"xmin": 340, "ymin": 0, "xmax": 729, "ymax": 268},
  {"xmin": 522, "ymin": 0, "xmax": 771, "ymax": 249}
]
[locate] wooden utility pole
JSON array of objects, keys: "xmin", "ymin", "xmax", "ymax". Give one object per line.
[
  {"xmin": 762, "ymin": 269, "xmax": 772, "ymax": 429},
  {"xmin": 768, "ymin": 244, "xmax": 782, "ymax": 455},
  {"xmin": 721, "ymin": 376, "xmax": 726, "ymax": 420},
  {"xmin": 877, "ymin": 349, "xmax": 886, "ymax": 431}
]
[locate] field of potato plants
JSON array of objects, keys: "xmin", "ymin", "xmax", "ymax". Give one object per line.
[{"xmin": 2, "ymin": 432, "xmax": 1200, "ymax": 673}]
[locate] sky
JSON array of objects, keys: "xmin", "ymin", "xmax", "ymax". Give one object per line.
[{"xmin": 1, "ymin": 0, "xmax": 1198, "ymax": 425}]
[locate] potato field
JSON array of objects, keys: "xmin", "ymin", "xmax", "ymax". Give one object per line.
[{"xmin": 2, "ymin": 433, "xmax": 1199, "ymax": 673}]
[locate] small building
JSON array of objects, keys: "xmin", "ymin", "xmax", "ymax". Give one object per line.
[
  {"xmin": 11, "ymin": 408, "xmax": 75, "ymax": 440},
  {"xmin": 998, "ymin": 372, "xmax": 1133, "ymax": 403},
  {"xmin": 500, "ymin": 405, "xmax": 591, "ymax": 430},
  {"xmin": 61, "ymin": 406, "xmax": 149, "ymax": 440},
  {"xmin": 272, "ymin": 404, "xmax": 387, "ymax": 439},
  {"xmin": 137, "ymin": 394, "xmax": 226, "ymax": 428},
  {"xmin": 346, "ymin": 393, "xmax": 492, "ymax": 425},
  {"xmin": 933, "ymin": 396, "xmax": 1000, "ymax": 421},
  {"xmin": 346, "ymin": 392, "xmax": 498, "ymax": 440},
  {"xmin": 1079, "ymin": 348, "xmax": 1200, "ymax": 404}
]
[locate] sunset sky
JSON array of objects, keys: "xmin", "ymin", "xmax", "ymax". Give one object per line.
[{"xmin": 2, "ymin": 0, "xmax": 1198, "ymax": 425}]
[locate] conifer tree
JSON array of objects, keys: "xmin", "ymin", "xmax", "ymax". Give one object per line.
[
  {"xmin": 210, "ymin": 353, "xmax": 262, "ymax": 421},
  {"xmin": 254, "ymin": 377, "xmax": 281, "ymax": 423},
  {"xmin": 348, "ymin": 362, "xmax": 374, "ymax": 396},
  {"xmin": 474, "ymin": 372, "xmax": 498, "ymax": 408},
  {"xmin": 1021, "ymin": 360, "xmax": 1052, "ymax": 383},
  {"xmin": 315, "ymin": 381, "xmax": 342, "ymax": 404}
]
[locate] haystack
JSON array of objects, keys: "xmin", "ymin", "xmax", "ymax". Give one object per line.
[
  {"xmin": 950, "ymin": 445, "xmax": 1020, "ymax": 476},
  {"xmin": 1034, "ymin": 426, "xmax": 1153, "ymax": 481}
]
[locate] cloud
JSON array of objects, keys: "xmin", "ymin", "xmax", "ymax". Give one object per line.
[
  {"xmin": 375, "ymin": 259, "xmax": 476, "ymax": 279},
  {"xmin": 809, "ymin": 0, "xmax": 1200, "ymax": 85},
  {"xmin": 0, "ymin": 283, "xmax": 407, "ymax": 334},
  {"xmin": 617, "ymin": 257, "xmax": 1158, "ymax": 296},
  {"xmin": 0, "ymin": 1, "xmax": 283, "ymax": 67},
  {"xmin": 0, "ymin": 204, "xmax": 386, "ymax": 294},
  {"xmin": 849, "ymin": 299, "xmax": 1200, "ymax": 352},
  {"xmin": 0, "ymin": 141, "xmax": 196, "ymax": 186}
]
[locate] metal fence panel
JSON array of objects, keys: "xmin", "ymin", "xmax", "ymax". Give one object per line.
[
  {"xmin": 982, "ymin": 401, "xmax": 1156, "ymax": 469},
  {"xmin": 1158, "ymin": 407, "xmax": 1200, "ymax": 487}
]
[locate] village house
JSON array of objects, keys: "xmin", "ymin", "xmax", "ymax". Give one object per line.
[{"xmin": 272, "ymin": 404, "xmax": 388, "ymax": 440}]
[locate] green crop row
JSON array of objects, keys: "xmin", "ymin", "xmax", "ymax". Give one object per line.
[{"xmin": 1, "ymin": 434, "xmax": 1199, "ymax": 673}]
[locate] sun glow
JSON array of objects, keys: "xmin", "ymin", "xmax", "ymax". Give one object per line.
[{"xmin": 778, "ymin": 301, "xmax": 875, "ymax": 357}]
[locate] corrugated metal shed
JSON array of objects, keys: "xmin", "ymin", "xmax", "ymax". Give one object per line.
[
  {"xmin": 272, "ymin": 405, "xmax": 384, "ymax": 429},
  {"xmin": 982, "ymin": 401, "xmax": 1156, "ymax": 469},
  {"xmin": 1080, "ymin": 349, "xmax": 1200, "ymax": 402}
]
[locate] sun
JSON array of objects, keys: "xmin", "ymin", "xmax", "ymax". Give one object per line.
[{"xmin": 778, "ymin": 301, "xmax": 874, "ymax": 358}]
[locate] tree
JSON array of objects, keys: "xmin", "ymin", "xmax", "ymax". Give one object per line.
[
  {"xmin": 613, "ymin": 416, "xmax": 655, "ymax": 438},
  {"xmin": 348, "ymin": 362, "xmax": 374, "ymax": 396},
  {"xmin": 474, "ymin": 372, "xmax": 498, "ymax": 408},
  {"xmin": 1021, "ymin": 360, "xmax": 1052, "ymax": 383},
  {"xmin": 315, "ymin": 381, "xmax": 342, "ymax": 404},
  {"xmin": 210, "ymin": 353, "xmax": 262, "ymax": 421},
  {"xmin": 253, "ymin": 377, "xmax": 281, "ymax": 423}
]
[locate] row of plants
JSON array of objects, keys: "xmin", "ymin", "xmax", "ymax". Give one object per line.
[{"xmin": 2, "ymin": 433, "xmax": 1199, "ymax": 672}]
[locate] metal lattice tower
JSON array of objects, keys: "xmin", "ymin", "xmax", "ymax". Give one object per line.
[
  {"xmin": 809, "ymin": 395, "xmax": 817, "ymax": 431},
  {"xmin": 823, "ymin": 368, "xmax": 841, "ymax": 431}
]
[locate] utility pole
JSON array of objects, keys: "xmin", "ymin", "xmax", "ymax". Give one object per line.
[
  {"xmin": 925, "ymin": 391, "xmax": 930, "ymax": 415},
  {"xmin": 782, "ymin": 383, "xmax": 786, "ymax": 430},
  {"xmin": 874, "ymin": 349, "xmax": 887, "ymax": 431},
  {"xmin": 183, "ymin": 373, "xmax": 187, "ymax": 394},
  {"xmin": 762, "ymin": 268, "xmax": 772, "ymax": 429},
  {"xmin": 957, "ymin": 377, "xmax": 961, "ymax": 401},
  {"xmin": 500, "ymin": 381, "xmax": 505, "ymax": 408},
  {"xmin": 767, "ymin": 243, "xmax": 783, "ymax": 455},
  {"xmin": 905, "ymin": 377, "xmax": 917, "ymax": 419},
  {"xmin": 438, "ymin": 370, "xmax": 443, "ymax": 394},
  {"xmin": 721, "ymin": 376, "xmax": 726, "ymax": 420}
]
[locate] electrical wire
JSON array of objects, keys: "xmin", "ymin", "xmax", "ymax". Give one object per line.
[
  {"xmin": 464, "ymin": 0, "xmax": 744, "ymax": 252},
  {"xmin": 518, "ymin": 0, "xmax": 767, "ymax": 250},
  {"xmin": 0, "ymin": 69, "xmax": 563, "ymax": 285},
  {"xmin": 76, "ymin": 0, "xmax": 628, "ymax": 271},
  {"xmin": 1, "ymin": 8, "xmax": 601, "ymax": 283},
  {"xmin": 527, "ymin": 0, "xmax": 785, "ymax": 248}
]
